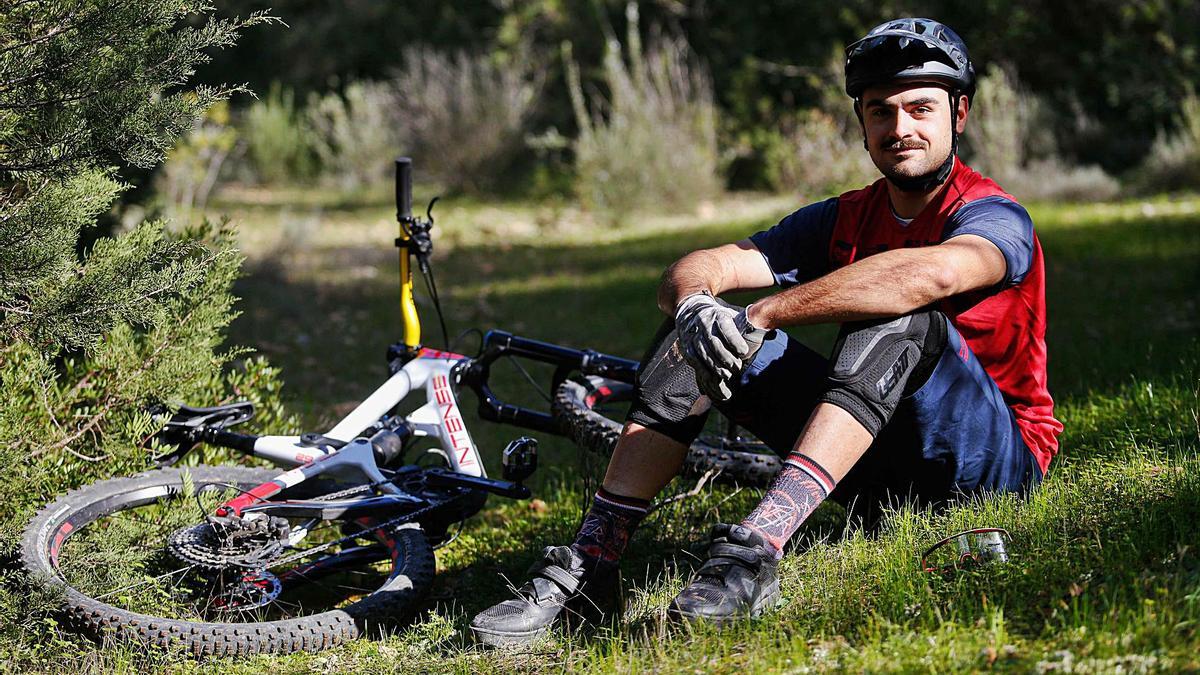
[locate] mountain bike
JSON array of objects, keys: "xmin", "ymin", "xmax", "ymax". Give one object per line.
[{"xmin": 19, "ymin": 159, "xmax": 780, "ymax": 657}]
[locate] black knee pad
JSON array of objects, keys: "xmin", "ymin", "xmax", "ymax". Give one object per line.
[
  {"xmin": 626, "ymin": 320, "xmax": 709, "ymax": 445},
  {"xmin": 818, "ymin": 310, "xmax": 948, "ymax": 438}
]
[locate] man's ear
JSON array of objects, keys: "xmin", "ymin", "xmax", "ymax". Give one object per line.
[{"xmin": 955, "ymin": 94, "xmax": 970, "ymax": 134}]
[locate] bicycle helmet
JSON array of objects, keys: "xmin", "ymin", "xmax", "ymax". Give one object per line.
[
  {"xmin": 844, "ymin": 18, "xmax": 976, "ymax": 192},
  {"xmin": 844, "ymin": 18, "xmax": 975, "ymax": 100}
]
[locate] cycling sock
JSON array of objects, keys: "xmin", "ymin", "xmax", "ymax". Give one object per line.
[
  {"xmin": 571, "ymin": 486, "xmax": 650, "ymax": 571},
  {"xmin": 740, "ymin": 453, "xmax": 836, "ymax": 559}
]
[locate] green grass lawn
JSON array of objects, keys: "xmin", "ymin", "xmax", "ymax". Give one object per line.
[{"xmin": 6, "ymin": 189, "xmax": 1198, "ymax": 673}]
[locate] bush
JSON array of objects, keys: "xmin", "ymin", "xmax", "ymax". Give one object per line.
[
  {"xmin": 306, "ymin": 80, "xmax": 399, "ymax": 191},
  {"xmin": 566, "ymin": 3, "xmax": 720, "ymax": 222},
  {"xmin": 158, "ymin": 102, "xmax": 241, "ymax": 220},
  {"xmin": 762, "ymin": 109, "xmax": 878, "ymax": 199},
  {"xmin": 1134, "ymin": 90, "xmax": 1200, "ymax": 194},
  {"xmin": 241, "ymin": 85, "xmax": 320, "ymax": 185},
  {"xmin": 392, "ymin": 47, "xmax": 544, "ymax": 194},
  {"xmin": 965, "ymin": 65, "xmax": 1119, "ymax": 202},
  {"xmin": 0, "ymin": 0, "xmax": 293, "ymax": 584}
]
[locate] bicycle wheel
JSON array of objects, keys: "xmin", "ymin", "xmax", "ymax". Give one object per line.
[
  {"xmin": 20, "ymin": 465, "xmax": 436, "ymax": 657},
  {"xmin": 553, "ymin": 377, "xmax": 782, "ymax": 488}
]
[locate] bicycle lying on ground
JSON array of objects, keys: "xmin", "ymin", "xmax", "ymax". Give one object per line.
[{"xmin": 20, "ymin": 159, "xmax": 781, "ymax": 657}]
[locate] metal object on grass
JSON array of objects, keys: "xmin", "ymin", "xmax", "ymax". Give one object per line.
[{"xmin": 921, "ymin": 527, "xmax": 1010, "ymax": 573}]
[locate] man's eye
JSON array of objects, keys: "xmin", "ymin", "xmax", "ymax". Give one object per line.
[{"xmin": 915, "ymin": 106, "xmax": 932, "ymax": 114}]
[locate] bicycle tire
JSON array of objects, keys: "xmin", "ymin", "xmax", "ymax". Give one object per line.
[
  {"xmin": 20, "ymin": 465, "xmax": 436, "ymax": 657},
  {"xmin": 553, "ymin": 377, "xmax": 781, "ymax": 488}
]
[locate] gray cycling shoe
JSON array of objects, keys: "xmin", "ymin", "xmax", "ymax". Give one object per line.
[
  {"xmin": 668, "ymin": 524, "xmax": 781, "ymax": 625},
  {"xmin": 470, "ymin": 545, "xmax": 619, "ymax": 648}
]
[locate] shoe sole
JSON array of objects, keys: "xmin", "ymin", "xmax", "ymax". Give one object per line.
[
  {"xmin": 470, "ymin": 624, "xmax": 550, "ymax": 649},
  {"xmin": 667, "ymin": 576, "xmax": 782, "ymax": 627}
]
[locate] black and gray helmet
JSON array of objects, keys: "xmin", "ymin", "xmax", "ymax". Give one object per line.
[{"xmin": 844, "ymin": 18, "xmax": 975, "ymax": 100}]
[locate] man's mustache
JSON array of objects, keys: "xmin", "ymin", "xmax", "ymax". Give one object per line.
[{"xmin": 883, "ymin": 139, "xmax": 926, "ymax": 151}]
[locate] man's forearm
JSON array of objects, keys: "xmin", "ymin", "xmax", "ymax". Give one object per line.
[
  {"xmin": 657, "ymin": 251, "xmax": 716, "ymax": 315},
  {"xmin": 749, "ymin": 247, "xmax": 956, "ymax": 329}
]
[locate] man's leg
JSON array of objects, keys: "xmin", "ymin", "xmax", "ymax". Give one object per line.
[
  {"xmin": 669, "ymin": 310, "xmax": 948, "ymax": 622},
  {"xmin": 471, "ymin": 322, "xmax": 710, "ymax": 645}
]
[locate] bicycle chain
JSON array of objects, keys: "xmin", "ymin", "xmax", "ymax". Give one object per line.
[
  {"xmin": 170, "ymin": 473, "xmax": 469, "ymax": 571},
  {"xmin": 267, "ymin": 492, "xmax": 467, "ymax": 568}
]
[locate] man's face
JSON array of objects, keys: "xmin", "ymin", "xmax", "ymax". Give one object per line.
[{"xmin": 859, "ymin": 83, "xmax": 967, "ymax": 182}]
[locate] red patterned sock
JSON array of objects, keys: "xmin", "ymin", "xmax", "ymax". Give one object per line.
[
  {"xmin": 740, "ymin": 453, "xmax": 835, "ymax": 559},
  {"xmin": 570, "ymin": 486, "xmax": 650, "ymax": 570}
]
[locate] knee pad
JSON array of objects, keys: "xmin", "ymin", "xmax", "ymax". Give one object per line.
[
  {"xmin": 626, "ymin": 320, "xmax": 709, "ymax": 445},
  {"xmin": 818, "ymin": 310, "xmax": 947, "ymax": 437}
]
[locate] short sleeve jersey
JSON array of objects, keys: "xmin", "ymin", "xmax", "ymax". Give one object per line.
[{"xmin": 749, "ymin": 159, "xmax": 1062, "ymax": 473}]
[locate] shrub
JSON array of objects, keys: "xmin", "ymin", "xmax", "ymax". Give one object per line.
[
  {"xmin": 565, "ymin": 3, "xmax": 720, "ymax": 222},
  {"xmin": 1134, "ymin": 90, "xmax": 1200, "ymax": 194},
  {"xmin": 965, "ymin": 65, "xmax": 1119, "ymax": 202},
  {"xmin": 392, "ymin": 47, "xmax": 544, "ymax": 194},
  {"xmin": 0, "ymin": 0, "xmax": 293, "ymax": 574},
  {"xmin": 763, "ymin": 109, "xmax": 878, "ymax": 199},
  {"xmin": 158, "ymin": 101, "xmax": 241, "ymax": 220},
  {"xmin": 241, "ymin": 84, "xmax": 320, "ymax": 185},
  {"xmin": 306, "ymin": 80, "xmax": 399, "ymax": 191}
]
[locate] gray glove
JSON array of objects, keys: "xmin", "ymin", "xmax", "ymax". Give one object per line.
[{"xmin": 675, "ymin": 293, "xmax": 769, "ymax": 401}]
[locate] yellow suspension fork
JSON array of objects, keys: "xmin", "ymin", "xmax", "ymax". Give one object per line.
[
  {"xmin": 398, "ymin": 235, "xmax": 420, "ymax": 349},
  {"xmin": 395, "ymin": 158, "xmax": 421, "ymax": 350}
]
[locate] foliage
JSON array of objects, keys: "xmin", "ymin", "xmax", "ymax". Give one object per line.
[
  {"xmin": 392, "ymin": 47, "xmax": 545, "ymax": 194},
  {"xmin": 761, "ymin": 109, "xmax": 878, "ymax": 200},
  {"xmin": 207, "ymin": 0, "xmax": 1200, "ymax": 178},
  {"xmin": 241, "ymin": 85, "xmax": 320, "ymax": 185},
  {"xmin": 965, "ymin": 65, "xmax": 1120, "ymax": 202},
  {"xmin": 0, "ymin": 0, "xmax": 274, "ymax": 352},
  {"xmin": 566, "ymin": 3, "xmax": 720, "ymax": 222},
  {"xmin": 305, "ymin": 81, "xmax": 398, "ymax": 192},
  {"xmin": 1135, "ymin": 88, "xmax": 1200, "ymax": 194},
  {"xmin": 158, "ymin": 102, "xmax": 242, "ymax": 220},
  {"xmin": 0, "ymin": 0, "xmax": 293, "ymax": 579},
  {"xmin": 0, "ymin": 224, "xmax": 297, "ymax": 540}
]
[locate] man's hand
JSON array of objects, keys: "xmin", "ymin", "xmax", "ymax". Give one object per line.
[{"xmin": 675, "ymin": 293, "xmax": 769, "ymax": 401}]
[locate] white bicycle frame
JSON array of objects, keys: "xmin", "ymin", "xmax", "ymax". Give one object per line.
[
  {"xmin": 211, "ymin": 349, "xmax": 488, "ymax": 520},
  {"xmin": 249, "ymin": 350, "xmax": 483, "ymax": 477}
]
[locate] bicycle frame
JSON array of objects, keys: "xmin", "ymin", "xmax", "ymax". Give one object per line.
[{"xmin": 181, "ymin": 158, "xmax": 638, "ymax": 536}]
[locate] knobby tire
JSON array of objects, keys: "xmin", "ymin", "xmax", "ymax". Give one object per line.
[
  {"xmin": 20, "ymin": 466, "xmax": 436, "ymax": 657},
  {"xmin": 553, "ymin": 377, "xmax": 782, "ymax": 488}
]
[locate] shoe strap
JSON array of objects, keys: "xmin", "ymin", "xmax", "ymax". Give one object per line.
[
  {"xmin": 696, "ymin": 558, "xmax": 736, "ymax": 579},
  {"xmin": 708, "ymin": 541, "xmax": 762, "ymax": 567},
  {"xmin": 532, "ymin": 562, "xmax": 582, "ymax": 595}
]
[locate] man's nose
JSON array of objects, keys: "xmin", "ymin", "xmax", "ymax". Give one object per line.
[{"xmin": 891, "ymin": 109, "xmax": 916, "ymax": 137}]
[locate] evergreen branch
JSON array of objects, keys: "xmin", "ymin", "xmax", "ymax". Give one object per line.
[
  {"xmin": 36, "ymin": 400, "xmax": 112, "ymax": 455},
  {"xmin": 0, "ymin": 7, "xmax": 86, "ymax": 57}
]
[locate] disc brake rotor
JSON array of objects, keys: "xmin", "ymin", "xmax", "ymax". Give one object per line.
[{"xmin": 210, "ymin": 569, "xmax": 282, "ymax": 613}]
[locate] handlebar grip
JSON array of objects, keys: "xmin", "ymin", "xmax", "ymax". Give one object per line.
[{"xmin": 395, "ymin": 157, "xmax": 413, "ymax": 221}]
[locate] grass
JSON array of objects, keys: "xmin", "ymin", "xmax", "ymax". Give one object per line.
[{"xmin": 3, "ymin": 187, "xmax": 1198, "ymax": 672}]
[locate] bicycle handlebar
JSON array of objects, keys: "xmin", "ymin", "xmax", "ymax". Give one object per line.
[{"xmin": 395, "ymin": 157, "xmax": 413, "ymax": 221}]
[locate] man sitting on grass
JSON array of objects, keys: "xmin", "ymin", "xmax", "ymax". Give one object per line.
[{"xmin": 471, "ymin": 17, "xmax": 1062, "ymax": 646}]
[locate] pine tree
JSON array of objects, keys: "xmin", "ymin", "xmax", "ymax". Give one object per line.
[{"xmin": 0, "ymin": 3, "xmax": 292, "ymax": 531}]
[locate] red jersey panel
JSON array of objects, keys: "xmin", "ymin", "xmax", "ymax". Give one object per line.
[{"xmin": 828, "ymin": 160, "xmax": 1062, "ymax": 473}]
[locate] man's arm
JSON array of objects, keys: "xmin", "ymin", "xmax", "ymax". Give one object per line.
[
  {"xmin": 746, "ymin": 234, "xmax": 1006, "ymax": 329},
  {"xmin": 656, "ymin": 240, "xmax": 775, "ymax": 315}
]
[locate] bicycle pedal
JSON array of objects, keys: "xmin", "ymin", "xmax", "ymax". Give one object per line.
[{"xmin": 501, "ymin": 436, "xmax": 538, "ymax": 483}]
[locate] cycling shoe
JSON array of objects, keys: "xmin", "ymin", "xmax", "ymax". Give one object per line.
[
  {"xmin": 668, "ymin": 524, "xmax": 780, "ymax": 625},
  {"xmin": 470, "ymin": 545, "xmax": 619, "ymax": 648}
]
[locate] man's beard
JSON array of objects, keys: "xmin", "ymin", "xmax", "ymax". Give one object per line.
[
  {"xmin": 877, "ymin": 139, "xmax": 948, "ymax": 179},
  {"xmin": 876, "ymin": 140, "xmax": 954, "ymax": 193}
]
